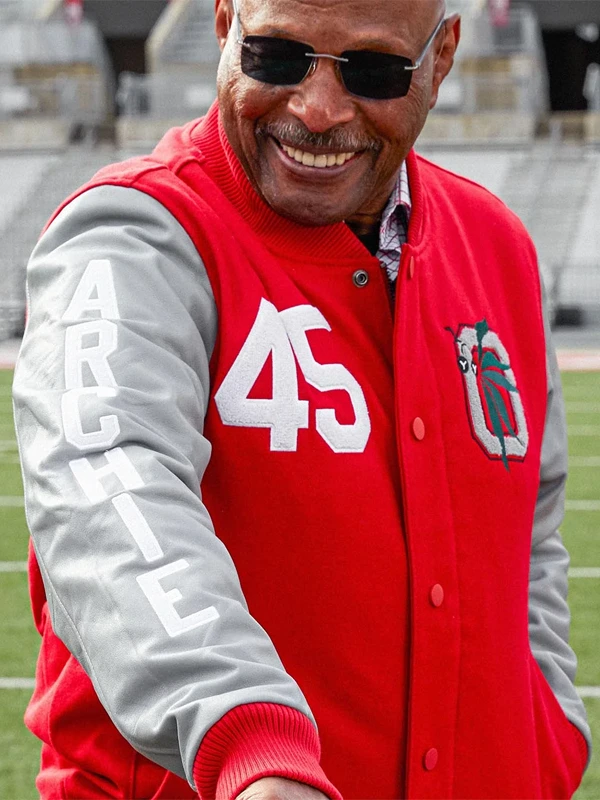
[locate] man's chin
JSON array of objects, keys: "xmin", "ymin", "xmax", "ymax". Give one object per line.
[{"xmin": 264, "ymin": 193, "xmax": 353, "ymax": 228}]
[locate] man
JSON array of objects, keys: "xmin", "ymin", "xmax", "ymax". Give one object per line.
[{"xmin": 12, "ymin": 0, "xmax": 591, "ymax": 798}]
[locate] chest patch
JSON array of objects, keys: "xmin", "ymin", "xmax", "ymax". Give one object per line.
[{"xmin": 446, "ymin": 319, "xmax": 528, "ymax": 469}]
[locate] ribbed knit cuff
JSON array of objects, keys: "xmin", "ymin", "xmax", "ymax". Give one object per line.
[{"xmin": 192, "ymin": 703, "xmax": 343, "ymax": 800}]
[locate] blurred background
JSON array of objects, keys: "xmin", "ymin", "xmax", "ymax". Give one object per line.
[
  {"xmin": 0, "ymin": 0, "xmax": 599, "ymax": 797},
  {"xmin": 0, "ymin": 0, "xmax": 599, "ymax": 339}
]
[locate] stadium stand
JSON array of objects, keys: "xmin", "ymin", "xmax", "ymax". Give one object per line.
[
  {"xmin": 1, "ymin": 141, "xmax": 598, "ymax": 342},
  {"xmin": 408, "ymin": 2, "xmax": 548, "ymax": 144},
  {"xmin": 420, "ymin": 141, "xmax": 600, "ymax": 325},
  {"xmin": 0, "ymin": 0, "xmax": 113, "ymax": 150},
  {"xmin": 116, "ymin": 0, "xmax": 548, "ymax": 148},
  {"xmin": 0, "ymin": 0, "xmax": 597, "ymax": 341},
  {"xmin": 0, "ymin": 148, "xmax": 119, "ymax": 339},
  {"xmin": 117, "ymin": 0, "xmax": 219, "ymax": 149},
  {"xmin": 584, "ymin": 62, "xmax": 600, "ymax": 144}
]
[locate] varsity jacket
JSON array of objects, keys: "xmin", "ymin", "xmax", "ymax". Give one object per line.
[{"xmin": 13, "ymin": 102, "xmax": 591, "ymax": 800}]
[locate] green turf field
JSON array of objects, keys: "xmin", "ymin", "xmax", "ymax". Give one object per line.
[{"xmin": 0, "ymin": 367, "xmax": 598, "ymax": 798}]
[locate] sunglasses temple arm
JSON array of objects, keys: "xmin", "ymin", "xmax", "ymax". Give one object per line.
[
  {"xmin": 231, "ymin": 0, "xmax": 243, "ymax": 44},
  {"xmin": 411, "ymin": 16, "xmax": 446, "ymax": 70}
]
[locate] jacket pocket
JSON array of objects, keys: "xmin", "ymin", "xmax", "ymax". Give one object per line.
[{"xmin": 530, "ymin": 655, "xmax": 588, "ymax": 798}]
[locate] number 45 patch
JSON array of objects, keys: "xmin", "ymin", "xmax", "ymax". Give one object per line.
[{"xmin": 215, "ymin": 299, "xmax": 371, "ymax": 453}]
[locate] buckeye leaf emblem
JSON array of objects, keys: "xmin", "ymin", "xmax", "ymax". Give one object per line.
[{"xmin": 446, "ymin": 319, "xmax": 528, "ymax": 470}]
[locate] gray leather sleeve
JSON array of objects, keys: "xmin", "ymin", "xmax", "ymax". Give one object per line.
[
  {"xmin": 12, "ymin": 185, "xmax": 315, "ymax": 785},
  {"xmin": 529, "ymin": 297, "xmax": 592, "ymax": 761}
]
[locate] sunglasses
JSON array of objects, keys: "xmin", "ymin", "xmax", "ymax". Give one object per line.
[{"xmin": 232, "ymin": 0, "xmax": 446, "ymax": 101}]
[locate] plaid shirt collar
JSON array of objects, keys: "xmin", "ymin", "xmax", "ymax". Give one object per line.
[{"xmin": 377, "ymin": 160, "xmax": 412, "ymax": 282}]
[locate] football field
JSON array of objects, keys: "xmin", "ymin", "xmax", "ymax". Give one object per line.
[{"xmin": 0, "ymin": 366, "xmax": 598, "ymax": 798}]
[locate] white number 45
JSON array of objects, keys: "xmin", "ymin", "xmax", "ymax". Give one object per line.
[{"xmin": 215, "ymin": 299, "xmax": 371, "ymax": 453}]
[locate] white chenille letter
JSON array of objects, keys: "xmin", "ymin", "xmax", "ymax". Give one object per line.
[
  {"xmin": 136, "ymin": 560, "xmax": 219, "ymax": 637},
  {"xmin": 64, "ymin": 320, "xmax": 118, "ymax": 390},
  {"xmin": 63, "ymin": 259, "xmax": 120, "ymax": 321},
  {"xmin": 70, "ymin": 447, "xmax": 144, "ymax": 504},
  {"xmin": 214, "ymin": 298, "xmax": 309, "ymax": 451},
  {"xmin": 62, "ymin": 387, "xmax": 120, "ymax": 451},
  {"xmin": 281, "ymin": 305, "xmax": 371, "ymax": 453},
  {"xmin": 112, "ymin": 493, "xmax": 164, "ymax": 563}
]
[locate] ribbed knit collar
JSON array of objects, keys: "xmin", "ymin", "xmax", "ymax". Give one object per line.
[{"xmin": 188, "ymin": 102, "xmax": 424, "ymax": 262}]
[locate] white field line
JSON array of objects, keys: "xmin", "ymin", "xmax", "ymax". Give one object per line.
[
  {"xmin": 0, "ymin": 678, "xmax": 35, "ymax": 690},
  {"xmin": 6, "ymin": 673, "xmax": 600, "ymax": 697},
  {"xmin": 569, "ymin": 567, "xmax": 600, "ymax": 578},
  {"xmin": 570, "ymin": 457, "xmax": 600, "ymax": 467},
  {"xmin": 577, "ymin": 687, "xmax": 600, "ymax": 699},
  {"xmin": 0, "ymin": 684, "xmax": 576, "ymax": 698},
  {"xmin": 0, "ymin": 561, "xmax": 591, "ymax": 577},
  {"xmin": 565, "ymin": 500, "xmax": 600, "ymax": 511},
  {"xmin": 3, "ymin": 557, "xmax": 598, "ymax": 578},
  {"xmin": 0, "ymin": 496, "xmax": 24, "ymax": 507}
]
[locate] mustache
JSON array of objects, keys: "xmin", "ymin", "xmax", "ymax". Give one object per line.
[{"xmin": 257, "ymin": 120, "xmax": 380, "ymax": 153}]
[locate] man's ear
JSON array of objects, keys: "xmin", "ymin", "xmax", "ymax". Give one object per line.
[
  {"xmin": 429, "ymin": 14, "xmax": 461, "ymax": 110},
  {"xmin": 215, "ymin": 0, "xmax": 234, "ymax": 52}
]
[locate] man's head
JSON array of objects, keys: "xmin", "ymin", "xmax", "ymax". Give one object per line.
[{"xmin": 214, "ymin": 0, "xmax": 460, "ymax": 228}]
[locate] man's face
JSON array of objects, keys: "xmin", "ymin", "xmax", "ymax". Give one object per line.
[{"xmin": 215, "ymin": 0, "xmax": 458, "ymax": 228}]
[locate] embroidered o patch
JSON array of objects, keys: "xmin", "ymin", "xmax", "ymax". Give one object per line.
[{"xmin": 446, "ymin": 319, "xmax": 528, "ymax": 470}]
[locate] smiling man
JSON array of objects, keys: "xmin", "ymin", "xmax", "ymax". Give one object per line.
[
  {"xmin": 217, "ymin": 0, "xmax": 446, "ymax": 231},
  {"xmin": 12, "ymin": 1, "xmax": 591, "ymax": 799}
]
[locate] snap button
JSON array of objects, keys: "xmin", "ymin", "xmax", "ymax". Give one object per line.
[
  {"xmin": 411, "ymin": 417, "xmax": 425, "ymax": 441},
  {"xmin": 430, "ymin": 584, "xmax": 444, "ymax": 608},
  {"xmin": 423, "ymin": 748, "xmax": 438, "ymax": 771},
  {"xmin": 408, "ymin": 256, "xmax": 416, "ymax": 280},
  {"xmin": 352, "ymin": 269, "xmax": 369, "ymax": 288}
]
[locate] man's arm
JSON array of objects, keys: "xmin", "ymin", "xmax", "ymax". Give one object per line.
[
  {"xmin": 529, "ymin": 292, "xmax": 592, "ymax": 765},
  {"xmin": 13, "ymin": 185, "xmax": 340, "ymax": 800}
]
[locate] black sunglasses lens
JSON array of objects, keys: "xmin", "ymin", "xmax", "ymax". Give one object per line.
[
  {"xmin": 341, "ymin": 51, "xmax": 413, "ymax": 99},
  {"xmin": 241, "ymin": 36, "xmax": 312, "ymax": 85}
]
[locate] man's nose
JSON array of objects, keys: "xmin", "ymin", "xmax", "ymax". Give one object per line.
[{"xmin": 286, "ymin": 58, "xmax": 357, "ymax": 132}]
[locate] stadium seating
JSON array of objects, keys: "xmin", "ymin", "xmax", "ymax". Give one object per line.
[
  {"xmin": 0, "ymin": 0, "xmax": 113, "ymax": 150},
  {"xmin": 0, "ymin": 149, "xmax": 119, "ymax": 340},
  {"xmin": 117, "ymin": 0, "xmax": 219, "ymax": 149}
]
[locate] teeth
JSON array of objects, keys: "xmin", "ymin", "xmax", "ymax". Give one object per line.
[{"xmin": 281, "ymin": 143, "xmax": 355, "ymax": 168}]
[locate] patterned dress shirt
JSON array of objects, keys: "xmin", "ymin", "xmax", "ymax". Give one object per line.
[{"xmin": 377, "ymin": 160, "xmax": 412, "ymax": 283}]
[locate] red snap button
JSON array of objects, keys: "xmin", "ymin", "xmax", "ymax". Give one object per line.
[
  {"xmin": 430, "ymin": 584, "xmax": 445, "ymax": 607},
  {"xmin": 412, "ymin": 417, "xmax": 425, "ymax": 441},
  {"xmin": 424, "ymin": 748, "xmax": 438, "ymax": 771},
  {"xmin": 408, "ymin": 257, "xmax": 416, "ymax": 279}
]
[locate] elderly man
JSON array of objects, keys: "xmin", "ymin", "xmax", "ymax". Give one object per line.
[{"xmin": 13, "ymin": 0, "xmax": 591, "ymax": 798}]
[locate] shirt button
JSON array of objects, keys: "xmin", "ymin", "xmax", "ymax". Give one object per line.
[
  {"xmin": 352, "ymin": 270, "xmax": 369, "ymax": 288},
  {"xmin": 430, "ymin": 584, "xmax": 445, "ymax": 608},
  {"xmin": 408, "ymin": 256, "xmax": 416, "ymax": 280},
  {"xmin": 424, "ymin": 748, "xmax": 439, "ymax": 771},
  {"xmin": 412, "ymin": 417, "xmax": 425, "ymax": 441}
]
